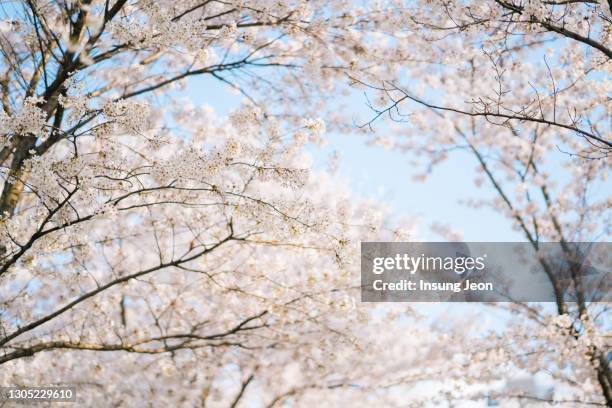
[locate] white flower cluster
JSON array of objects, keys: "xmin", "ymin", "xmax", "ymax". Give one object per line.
[
  {"xmin": 229, "ymin": 107, "xmax": 262, "ymax": 132},
  {"xmin": 108, "ymin": 3, "xmax": 211, "ymax": 51},
  {"xmin": 0, "ymin": 97, "xmax": 47, "ymax": 135},
  {"xmin": 58, "ymin": 77, "xmax": 91, "ymax": 124},
  {"xmin": 102, "ymin": 100, "xmax": 151, "ymax": 134},
  {"xmin": 303, "ymin": 117, "xmax": 326, "ymax": 135}
]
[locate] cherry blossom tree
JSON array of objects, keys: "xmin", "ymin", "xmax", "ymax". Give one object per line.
[
  {"xmin": 0, "ymin": 0, "xmax": 610, "ymax": 406},
  {"xmin": 0, "ymin": 1, "xmax": 460, "ymax": 406},
  {"xmin": 353, "ymin": 0, "xmax": 611, "ymax": 405}
]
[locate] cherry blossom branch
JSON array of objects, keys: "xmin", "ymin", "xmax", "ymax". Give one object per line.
[
  {"xmin": 0, "ymin": 227, "xmax": 238, "ymax": 349},
  {"xmin": 351, "ymin": 76, "xmax": 612, "ymax": 150},
  {"xmin": 0, "ymin": 310, "xmax": 269, "ymax": 364}
]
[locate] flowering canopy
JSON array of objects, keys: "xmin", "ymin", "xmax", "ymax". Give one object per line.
[{"xmin": 0, "ymin": 0, "xmax": 609, "ymax": 406}]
